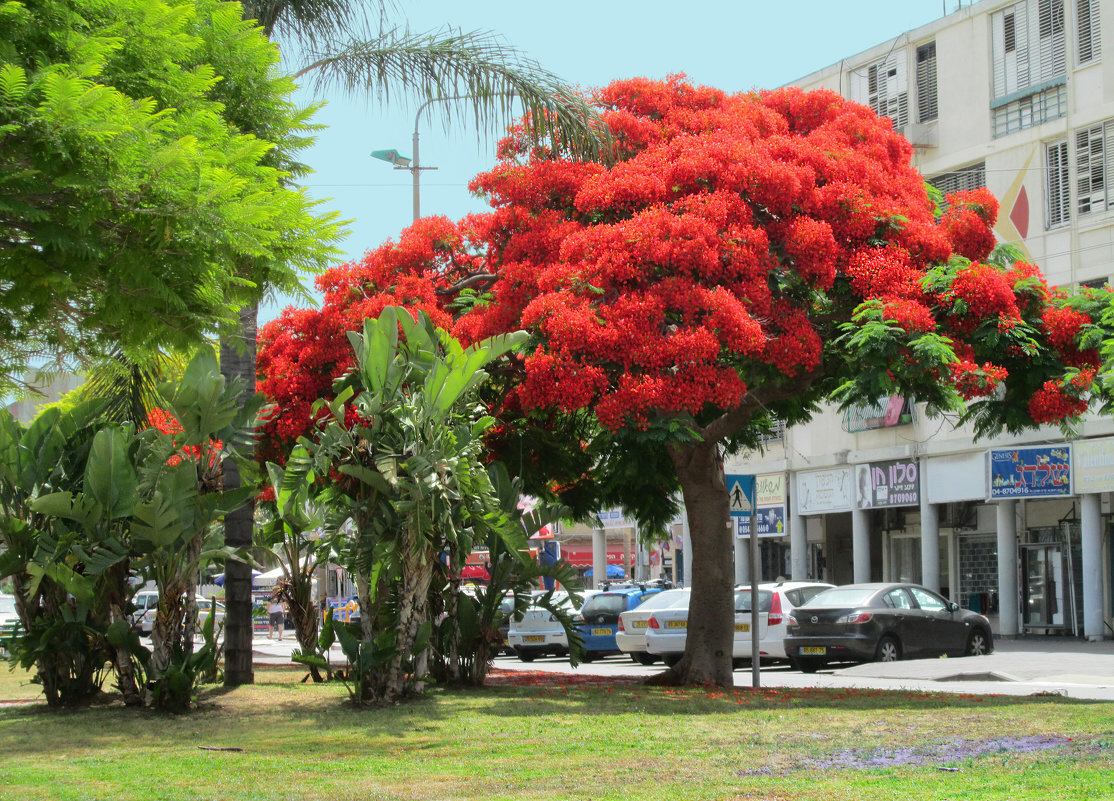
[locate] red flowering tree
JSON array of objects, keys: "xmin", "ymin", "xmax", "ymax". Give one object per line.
[{"xmin": 258, "ymin": 77, "xmax": 1109, "ymax": 687}]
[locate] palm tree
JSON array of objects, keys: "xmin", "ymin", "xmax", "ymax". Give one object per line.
[{"xmin": 219, "ymin": 1, "xmax": 611, "ymax": 686}]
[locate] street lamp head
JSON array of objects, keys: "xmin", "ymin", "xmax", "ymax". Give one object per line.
[{"xmin": 371, "ymin": 148, "xmax": 411, "ymax": 168}]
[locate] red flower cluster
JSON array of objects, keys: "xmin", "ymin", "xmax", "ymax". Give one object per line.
[
  {"xmin": 940, "ymin": 188, "xmax": 999, "ymax": 262},
  {"xmin": 1029, "ymin": 378, "xmax": 1089, "ymax": 424},
  {"xmin": 950, "ymin": 360, "xmax": 1009, "ymax": 400},
  {"xmin": 147, "ymin": 408, "xmax": 222, "ymax": 468}
]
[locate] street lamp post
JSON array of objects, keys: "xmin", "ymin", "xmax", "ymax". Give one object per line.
[{"xmin": 373, "ymin": 94, "xmax": 512, "ymax": 223}]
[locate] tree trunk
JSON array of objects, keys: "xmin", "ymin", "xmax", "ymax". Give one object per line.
[
  {"xmin": 222, "ymin": 303, "xmax": 258, "ymax": 687},
  {"xmin": 384, "ymin": 525, "xmax": 435, "ymax": 701},
  {"xmin": 665, "ymin": 439, "xmax": 736, "ymax": 688},
  {"xmin": 288, "ymin": 567, "xmax": 322, "ymax": 682}
]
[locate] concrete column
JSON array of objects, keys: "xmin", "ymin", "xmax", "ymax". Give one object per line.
[
  {"xmin": 733, "ymin": 519, "xmax": 748, "ymax": 585},
  {"xmin": 851, "ymin": 507, "xmax": 870, "ymax": 583},
  {"xmin": 1080, "ymin": 493, "xmax": 1104, "ymax": 641},
  {"xmin": 790, "ymin": 486, "xmax": 807, "ymax": 580},
  {"xmin": 920, "ymin": 494, "xmax": 941, "ymax": 593},
  {"xmin": 681, "ymin": 513, "xmax": 693, "ymax": 587},
  {"xmin": 591, "ymin": 528, "xmax": 606, "ymax": 590},
  {"xmin": 996, "ymin": 501, "xmax": 1019, "ymax": 637}
]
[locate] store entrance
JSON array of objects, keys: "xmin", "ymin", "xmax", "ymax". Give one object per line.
[{"xmin": 1020, "ymin": 540, "xmax": 1080, "ymax": 635}]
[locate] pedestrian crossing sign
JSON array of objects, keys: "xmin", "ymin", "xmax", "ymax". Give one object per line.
[{"xmin": 725, "ymin": 474, "xmax": 755, "ymax": 518}]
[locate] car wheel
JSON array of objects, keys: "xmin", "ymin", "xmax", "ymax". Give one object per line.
[
  {"xmin": 632, "ymin": 652, "xmax": 656, "ymax": 666},
  {"xmin": 663, "ymin": 653, "xmax": 682, "ymax": 668},
  {"xmin": 875, "ymin": 635, "xmax": 901, "ymax": 663},
  {"xmin": 965, "ymin": 629, "xmax": 991, "ymax": 656},
  {"xmin": 792, "ymin": 657, "xmax": 824, "ymax": 674},
  {"xmin": 516, "ymin": 649, "xmax": 535, "ymax": 663}
]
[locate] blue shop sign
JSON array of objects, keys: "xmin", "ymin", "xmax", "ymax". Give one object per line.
[
  {"xmin": 988, "ymin": 445, "xmax": 1072, "ymax": 499},
  {"xmin": 736, "ymin": 505, "xmax": 786, "ymax": 538}
]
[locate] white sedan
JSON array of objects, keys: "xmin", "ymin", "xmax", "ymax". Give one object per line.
[
  {"xmin": 507, "ymin": 590, "xmax": 598, "ymax": 662},
  {"xmin": 615, "ymin": 588, "xmax": 690, "ymax": 665},
  {"xmin": 645, "ymin": 581, "xmax": 833, "ymax": 666}
]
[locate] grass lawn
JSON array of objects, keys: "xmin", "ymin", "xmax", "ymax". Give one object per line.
[{"xmin": 0, "ymin": 665, "xmax": 1111, "ymax": 800}]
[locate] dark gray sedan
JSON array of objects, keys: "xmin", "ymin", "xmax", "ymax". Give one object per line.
[{"xmin": 783, "ymin": 583, "xmax": 993, "ymax": 673}]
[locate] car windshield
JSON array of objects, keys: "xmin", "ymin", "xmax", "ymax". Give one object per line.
[
  {"xmin": 734, "ymin": 589, "xmax": 773, "ymax": 613},
  {"xmin": 581, "ymin": 594, "xmax": 628, "ymax": 616},
  {"xmin": 634, "ymin": 589, "xmax": 688, "ymax": 612},
  {"xmin": 0, "ymin": 597, "xmax": 15, "ymax": 615},
  {"xmin": 805, "ymin": 587, "xmax": 878, "ymax": 607}
]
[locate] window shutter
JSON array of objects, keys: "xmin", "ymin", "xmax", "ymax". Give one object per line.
[
  {"xmin": 916, "ymin": 42, "xmax": 939, "ymax": 122},
  {"xmin": 1076, "ymin": 0, "xmax": 1101, "ymax": 64},
  {"xmin": 1038, "ymin": 0, "xmax": 1066, "ymax": 82},
  {"xmin": 1075, "ymin": 124, "xmax": 1105, "ymax": 215},
  {"xmin": 1106, "ymin": 122, "xmax": 1114, "ymax": 211},
  {"xmin": 1046, "ymin": 140, "xmax": 1071, "ymax": 227}
]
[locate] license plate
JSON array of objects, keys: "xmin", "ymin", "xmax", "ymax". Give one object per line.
[
  {"xmin": 666, "ymin": 621, "xmax": 687, "ymax": 629},
  {"xmin": 591, "ymin": 627, "xmax": 611, "ymax": 636},
  {"xmin": 524, "ymin": 635, "xmax": 544, "ymax": 643},
  {"xmin": 632, "ymin": 621, "xmax": 646, "ymax": 629},
  {"xmin": 735, "ymin": 623, "xmax": 750, "ymax": 632},
  {"xmin": 801, "ymin": 646, "xmax": 826, "ymax": 655}
]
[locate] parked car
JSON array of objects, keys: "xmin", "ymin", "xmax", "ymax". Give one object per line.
[
  {"xmin": 132, "ymin": 592, "xmax": 225, "ymax": 636},
  {"xmin": 575, "ymin": 584, "xmax": 664, "ymax": 662},
  {"xmin": 783, "ymin": 582, "xmax": 994, "ymax": 672},
  {"xmin": 644, "ymin": 581, "xmax": 833, "ymax": 667},
  {"xmin": 616, "ymin": 588, "xmax": 690, "ymax": 665},
  {"xmin": 733, "ymin": 580, "xmax": 834, "ymax": 662},
  {"xmin": 507, "ymin": 591, "xmax": 593, "ymax": 662},
  {"xmin": 0, "ymin": 593, "xmax": 21, "ymax": 655}
]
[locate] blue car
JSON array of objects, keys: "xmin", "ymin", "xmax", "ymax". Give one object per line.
[{"xmin": 575, "ymin": 585, "xmax": 664, "ymax": 662}]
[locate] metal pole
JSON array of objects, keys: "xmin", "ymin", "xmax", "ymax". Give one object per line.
[
  {"xmin": 411, "ymin": 125, "xmax": 421, "ymax": 222},
  {"xmin": 749, "ymin": 512, "xmax": 761, "ymax": 688}
]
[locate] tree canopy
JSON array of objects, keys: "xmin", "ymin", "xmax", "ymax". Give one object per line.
[
  {"xmin": 256, "ymin": 77, "xmax": 1110, "ymax": 686},
  {"xmin": 0, "ymin": 0, "xmax": 341, "ymax": 394}
]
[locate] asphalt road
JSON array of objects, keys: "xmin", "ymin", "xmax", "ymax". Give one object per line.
[{"xmin": 252, "ymin": 635, "xmax": 1114, "ymax": 701}]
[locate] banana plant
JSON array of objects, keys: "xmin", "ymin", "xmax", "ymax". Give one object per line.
[
  {"xmin": 262, "ymin": 457, "xmax": 331, "ymax": 681},
  {"xmin": 0, "ymin": 401, "xmax": 140, "ymax": 706},
  {"xmin": 299, "ymin": 307, "xmax": 526, "ymax": 703}
]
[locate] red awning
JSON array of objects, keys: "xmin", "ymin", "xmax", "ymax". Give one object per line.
[{"xmin": 557, "ymin": 543, "xmax": 627, "ymax": 567}]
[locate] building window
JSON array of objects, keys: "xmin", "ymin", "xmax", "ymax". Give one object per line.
[
  {"xmin": 916, "ymin": 42, "xmax": 939, "ymax": 122},
  {"xmin": 757, "ymin": 419, "xmax": 786, "ymax": 446},
  {"xmin": 842, "ymin": 396, "xmax": 914, "ymax": 434},
  {"xmin": 1076, "ymin": 0, "xmax": 1102, "ymax": 64},
  {"xmin": 991, "ymin": 0, "xmax": 1067, "ymax": 136},
  {"xmin": 1075, "ymin": 121, "xmax": 1113, "ymax": 216},
  {"xmin": 992, "ymin": 84, "xmax": 1067, "ymax": 137},
  {"xmin": 929, "ymin": 162, "xmax": 987, "ymax": 198},
  {"xmin": 851, "ymin": 52, "xmax": 909, "ymax": 130},
  {"xmin": 1046, "ymin": 139, "xmax": 1071, "ymax": 227}
]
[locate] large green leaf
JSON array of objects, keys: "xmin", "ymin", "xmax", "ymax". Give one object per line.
[{"xmin": 84, "ymin": 427, "xmax": 138, "ymax": 520}]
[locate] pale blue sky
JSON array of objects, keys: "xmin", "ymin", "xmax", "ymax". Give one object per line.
[{"xmin": 269, "ymin": 0, "xmax": 963, "ymax": 322}]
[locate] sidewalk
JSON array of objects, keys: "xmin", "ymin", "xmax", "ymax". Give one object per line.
[{"xmin": 837, "ymin": 635, "xmax": 1114, "ymax": 687}]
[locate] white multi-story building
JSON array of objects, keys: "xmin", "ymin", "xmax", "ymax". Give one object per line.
[{"xmin": 728, "ymin": 0, "xmax": 1112, "ymax": 641}]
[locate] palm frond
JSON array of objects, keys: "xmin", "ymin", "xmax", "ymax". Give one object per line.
[
  {"xmin": 240, "ymin": 0, "xmax": 377, "ymax": 42},
  {"xmin": 294, "ymin": 27, "xmax": 612, "ymax": 162},
  {"xmin": 79, "ymin": 348, "xmax": 181, "ymax": 426}
]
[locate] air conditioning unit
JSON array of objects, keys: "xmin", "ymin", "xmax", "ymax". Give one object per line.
[{"xmin": 904, "ymin": 121, "xmax": 938, "ymax": 148}]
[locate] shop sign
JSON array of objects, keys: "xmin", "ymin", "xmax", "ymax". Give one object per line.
[
  {"xmin": 1072, "ymin": 437, "xmax": 1114, "ymax": 494},
  {"xmin": 597, "ymin": 508, "xmax": 636, "ymax": 529},
  {"xmin": 855, "ymin": 458, "xmax": 919, "ymax": 509},
  {"xmin": 988, "ymin": 445, "xmax": 1072, "ymax": 499},
  {"xmin": 754, "ymin": 472, "xmax": 786, "ymax": 507},
  {"xmin": 796, "ymin": 467, "xmax": 852, "ymax": 515},
  {"xmin": 736, "ymin": 505, "xmax": 786, "ymax": 538}
]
